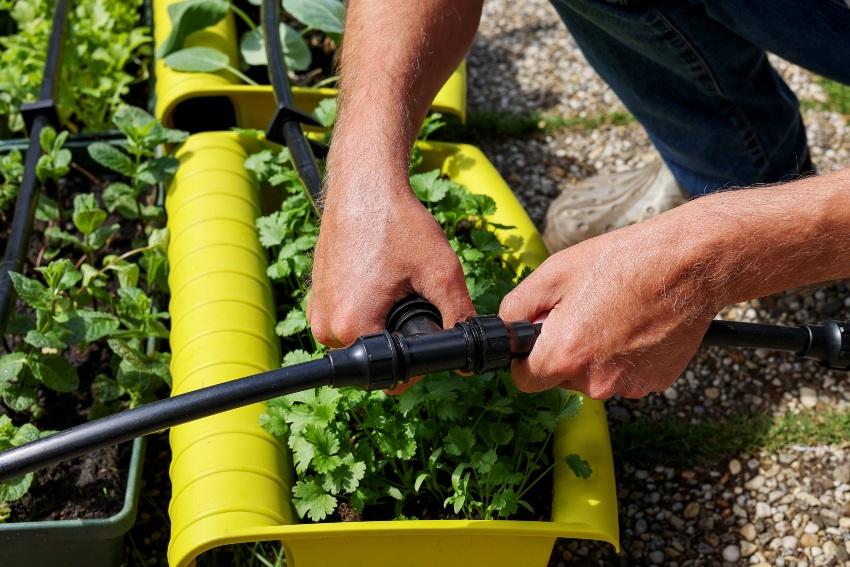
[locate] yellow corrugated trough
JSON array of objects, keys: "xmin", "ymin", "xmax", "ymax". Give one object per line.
[
  {"xmin": 165, "ymin": 132, "xmax": 619, "ymax": 567},
  {"xmin": 152, "ymin": 0, "xmax": 468, "ymax": 127}
]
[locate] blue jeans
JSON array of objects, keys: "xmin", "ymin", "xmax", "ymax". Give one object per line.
[{"xmin": 549, "ymin": 0, "xmax": 850, "ymax": 195}]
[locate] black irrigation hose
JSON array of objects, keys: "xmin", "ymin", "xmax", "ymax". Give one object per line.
[
  {"xmin": 0, "ymin": 315, "xmax": 541, "ymax": 481},
  {"xmin": 0, "ymin": 358, "xmax": 334, "ymax": 481},
  {"xmin": 0, "ymin": 0, "xmax": 71, "ymax": 334},
  {"xmin": 261, "ymin": 0, "xmax": 324, "ymax": 205}
]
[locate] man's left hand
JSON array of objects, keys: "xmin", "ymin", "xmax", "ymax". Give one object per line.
[{"xmin": 499, "ymin": 207, "xmax": 718, "ymax": 399}]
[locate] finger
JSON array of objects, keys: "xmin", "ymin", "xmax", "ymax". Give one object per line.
[
  {"xmin": 336, "ymin": 292, "xmax": 401, "ymax": 346},
  {"xmin": 498, "ymin": 265, "xmax": 560, "ymax": 323},
  {"xmin": 511, "ymin": 303, "xmax": 595, "ymax": 393},
  {"xmin": 384, "ymin": 374, "xmax": 424, "ymax": 395},
  {"xmin": 509, "ymin": 312, "xmax": 562, "ymax": 392}
]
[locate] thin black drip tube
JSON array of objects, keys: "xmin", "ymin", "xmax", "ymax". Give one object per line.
[
  {"xmin": 703, "ymin": 320, "xmax": 809, "ymax": 353},
  {"xmin": 0, "ymin": 358, "xmax": 333, "ymax": 481},
  {"xmin": 262, "ymin": 0, "xmax": 324, "ymax": 205},
  {"xmin": 0, "ymin": 0, "xmax": 71, "ymax": 333}
]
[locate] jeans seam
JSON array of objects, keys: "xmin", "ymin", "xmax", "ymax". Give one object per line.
[
  {"xmin": 647, "ymin": 7, "xmax": 771, "ymax": 176},
  {"xmin": 647, "ymin": 9, "xmax": 724, "ymax": 95}
]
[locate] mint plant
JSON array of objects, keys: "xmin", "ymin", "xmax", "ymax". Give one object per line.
[
  {"xmin": 87, "ymin": 105, "xmax": 188, "ymax": 221},
  {"xmin": 245, "ymin": 113, "xmax": 591, "ymax": 523},
  {"xmin": 0, "ymin": 107, "xmax": 179, "ymax": 510},
  {"xmin": 0, "ymin": 0, "xmax": 151, "ymax": 134},
  {"xmin": 0, "ymin": 416, "xmax": 46, "ymax": 519},
  {"xmin": 0, "ymin": 150, "xmax": 24, "ymax": 215}
]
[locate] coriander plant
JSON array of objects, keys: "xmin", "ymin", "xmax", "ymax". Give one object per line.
[{"xmin": 244, "ymin": 108, "xmax": 591, "ymax": 523}]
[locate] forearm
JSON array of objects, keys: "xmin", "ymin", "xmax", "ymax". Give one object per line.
[
  {"xmin": 684, "ymin": 168, "xmax": 850, "ymax": 310},
  {"xmin": 327, "ymin": 0, "xmax": 483, "ymax": 193}
]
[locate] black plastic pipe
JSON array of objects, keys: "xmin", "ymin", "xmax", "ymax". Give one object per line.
[
  {"xmin": 0, "ymin": 314, "xmax": 539, "ymax": 481},
  {"xmin": 0, "ymin": 0, "xmax": 71, "ymax": 333},
  {"xmin": 0, "ymin": 358, "xmax": 332, "ymax": 481},
  {"xmin": 261, "ymin": 0, "xmax": 324, "ymax": 204},
  {"xmin": 37, "ymin": 0, "xmax": 69, "ymax": 104},
  {"xmin": 703, "ymin": 320, "xmax": 809, "ymax": 352}
]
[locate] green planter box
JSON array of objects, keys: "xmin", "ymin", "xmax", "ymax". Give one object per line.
[{"xmin": 0, "ymin": 438, "xmax": 145, "ymax": 566}]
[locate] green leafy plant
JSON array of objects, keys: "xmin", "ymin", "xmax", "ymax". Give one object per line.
[
  {"xmin": 87, "ymin": 105, "xmax": 188, "ymax": 221},
  {"xmin": 0, "ymin": 107, "xmax": 179, "ymax": 510},
  {"xmin": 244, "ymin": 111, "xmax": 590, "ymax": 523},
  {"xmin": 35, "ymin": 127, "xmax": 72, "ymax": 183},
  {"xmin": 0, "ymin": 416, "xmax": 47, "ymax": 512},
  {"xmin": 0, "ymin": 0, "xmax": 151, "ymax": 134},
  {"xmin": 159, "ymin": 0, "xmax": 344, "ymax": 77},
  {"xmin": 0, "ymin": 149, "xmax": 24, "ymax": 214}
]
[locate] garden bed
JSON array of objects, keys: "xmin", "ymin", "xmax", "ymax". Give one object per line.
[
  {"xmin": 151, "ymin": 0, "xmax": 466, "ymax": 133},
  {"xmin": 164, "ymin": 131, "xmax": 617, "ymax": 567},
  {"xmin": 0, "ymin": 108, "xmax": 180, "ymax": 565},
  {"xmin": 0, "ymin": 0, "xmax": 153, "ymax": 137}
]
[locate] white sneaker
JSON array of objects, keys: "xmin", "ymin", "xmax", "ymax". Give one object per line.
[{"xmin": 542, "ymin": 159, "xmax": 686, "ymax": 252}]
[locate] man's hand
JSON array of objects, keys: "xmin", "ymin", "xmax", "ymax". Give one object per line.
[
  {"xmin": 500, "ymin": 211, "xmax": 716, "ymax": 399},
  {"xmin": 308, "ymin": 179, "xmax": 474, "ymax": 348},
  {"xmin": 306, "ymin": 0, "xmax": 483, "ymax": 350},
  {"xmin": 500, "ymin": 167, "xmax": 850, "ymax": 399}
]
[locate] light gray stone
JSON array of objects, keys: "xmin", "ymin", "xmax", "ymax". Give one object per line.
[
  {"xmin": 722, "ymin": 545, "xmax": 740, "ymax": 562},
  {"xmin": 799, "ymin": 386, "xmax": 818, "ymax": 408}
]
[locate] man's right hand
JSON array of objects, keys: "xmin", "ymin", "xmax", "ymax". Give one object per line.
[
  {"xmin": 306, "ymin": 0, "xmax": 483, "ymax": 349},
  {"xmin": 307, "ymin": 176, "xmax": 475, "ymax": 348}
]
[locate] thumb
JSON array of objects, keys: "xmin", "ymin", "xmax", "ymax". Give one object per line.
[{"xmin": 499, "ymin": 267, "xmax": 559, "ymax": 323}]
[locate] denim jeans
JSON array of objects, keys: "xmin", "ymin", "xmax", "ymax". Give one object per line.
[{"xmin": 549, "ymin": 0, "xmax": 850, "ymax": 195}]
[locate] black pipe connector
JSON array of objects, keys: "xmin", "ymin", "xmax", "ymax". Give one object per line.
[{"xmin": 800, "ymin": 320, "xmax": 850, "ymax": 370}]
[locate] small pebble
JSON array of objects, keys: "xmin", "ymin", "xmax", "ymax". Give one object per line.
[
  {"xmin": 740, "ymin": 523, "xmax": 757, "ymax": 541},
  {"xmin": 728, "ymin": 459, "xmax": 742, "ymax": 475},
  {"xmin": 722, "ymin": 544, "xmax": 741, "ymax": 562},
  {"xmin": 683, "ymin": 502, "xmax": 700, "ymax": 519},
  {"xmin": 799, "ymin": 386, "xmax": 818, "ymax": 408},
  {"xmin": 746, "ymin": 475, "xmax": 766, "ymax": 490},
  {"xmin": 782, "ymin": 535, "xmax": 798, "ymax": 551}
]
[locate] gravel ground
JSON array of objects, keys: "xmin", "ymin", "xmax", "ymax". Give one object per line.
[{"xmin": 470, "ymin": 1, "xmax": 850, "ymax": 565}]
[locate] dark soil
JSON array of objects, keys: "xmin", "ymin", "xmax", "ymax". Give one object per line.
[{"xmin": 8, "ymin": 442, "xmax": 130, "ymax": 521}]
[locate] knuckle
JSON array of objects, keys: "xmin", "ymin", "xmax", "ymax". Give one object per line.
[
  {"xmin": 511, "ymin": 364, "xmax": 540, "ymax": 393},
  {"xmin": 332, "ymin": 315, "xmax": 361, "ymax": 346},
  {"xmin": 586, "ymin": 380, "xmax": 617, "ymax": 400},
  {"xmin": 310, "ymin": 319, "xmax": 332, "ymax": 345},
  {"xmin": 434, "ymin": 263, "xmax": 464, "ymax": 291}
]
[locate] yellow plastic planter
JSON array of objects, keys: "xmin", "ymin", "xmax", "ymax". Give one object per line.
[
  {"xmin": 165, "ymin": 132, "xmax": 618, "ymax": 567},
  {"xmin": 152, "ymin": 0, "xmax": 467, "ymax": 128}
]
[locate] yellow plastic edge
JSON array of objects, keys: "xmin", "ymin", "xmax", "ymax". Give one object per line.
[
  {"xmin": 152, "ymin": 0, "xmax": 467, "ymax": 128},
  {"xmin": 165, "ymin": 132, "xmax": 293, "ymax": 567},
  {"xmin": 165, "ymin": 136, "xmax": 618, "ymax": 567}
]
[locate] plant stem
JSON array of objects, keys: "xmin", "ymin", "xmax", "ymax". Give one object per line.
[
  {"xmin": 516, "ymin": 462, "xmax": 556, "ymax": 501},
  {"xmin": 93, "ymin": 243, "xmax": 153, "ymax": 278},
  {"xmin": 312, "ymin": 75, "xmax": 339, "ymax": 89},
  {"xmin": 71, "ymin": 162, "xmax": 102, "ymax": 187},
  {"xmin": 226, "ymin": 63, "xmax": 260, "ymax": 86},
  {"xmin": 229, "ymin": 3, "xmax": 257, "ymax": 32}
]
